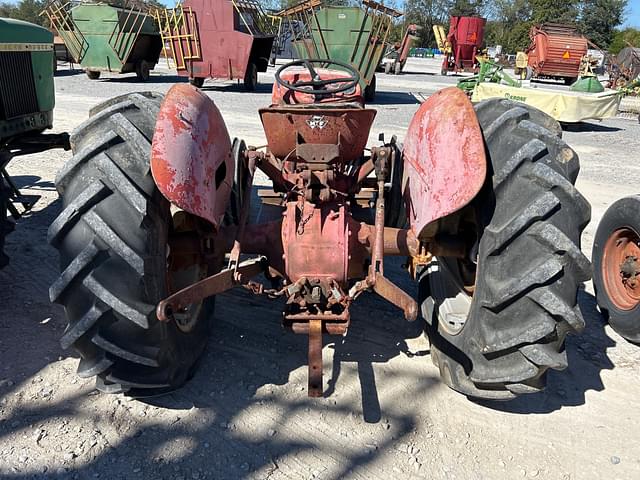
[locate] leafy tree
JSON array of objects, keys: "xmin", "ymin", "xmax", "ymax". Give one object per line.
[
  {"xmin": 579, "ymin": 0, "xmax": 627, "ymax": 48},
  {"xmin": 404, "ymin": 0, "xmax": 451, "ymax": 47},
  {"xmin": 0, "ymin": 2, "xmax": 16, "ymax": 18},
  {"xmin": 528, "ymin": 0, "xmax": 580, "ymax": 24},
  {"xmin": 12, "ymin": 0, "xmax": 46, "ymax": 26},
  {"xmin": 450, "ymin": 0, "xmax": 484, "ymax": 16},
  {"xmin": 609, "ymin": 27, "xmax": 640, "ymax": 53}
]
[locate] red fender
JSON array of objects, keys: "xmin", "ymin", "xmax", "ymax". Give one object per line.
[
  {"xmin": 403, "ymin": 87, "xmax": 486, "ymax": 239},
  {"xmin": 151, "ymin": 84, "xmax": 233, "ymax": 229}
]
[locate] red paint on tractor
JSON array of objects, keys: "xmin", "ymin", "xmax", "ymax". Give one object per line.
[
  {"xmin": 272, "ymin": 68, "xmax": 364, "ymax": 105},
  {"xmin": 281, "ymin": 202, "xmax": 350, "ymax": 286},
  {"xmin": 151, "ymin": 83, "xmax": 233, "ymax": 228},
  {"xmin": 403, "ymin": 87, "xmax": 486, "ymax": 239}
]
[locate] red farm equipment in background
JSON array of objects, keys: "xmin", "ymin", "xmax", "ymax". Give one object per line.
[
  {"xmin": 156, "ymin": 0, "xmax": 276, "ymax": 90},
  {"xmin": 522, "ymin": 23, "xmax": 587, "ymax": 85},
  {"xmin": 48, "ymin": 58, "xmax": 590, "ymax": 402},
  {"xmin": 434, "ymin": 16, "xmax": 485, "ymax": 75},
  {"xmin": 380, "ymin": 24, "xmax": 421, "ymax": 75}
]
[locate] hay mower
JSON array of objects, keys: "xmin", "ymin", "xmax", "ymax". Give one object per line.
[
  {"xmin": 49, "ymin": 58, "xmax": 591, "ymax": 400},
  {"xmin": 592, "ymin": 196, "xmax": 640, "ymax": 343}
]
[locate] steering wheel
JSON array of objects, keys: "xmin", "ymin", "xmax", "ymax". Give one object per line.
[{"xmin": 275, "ymin": 59, "xmax": 360, "ymax": 96}]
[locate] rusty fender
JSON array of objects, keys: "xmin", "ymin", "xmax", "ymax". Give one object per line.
[
  {"xmin": 151, "ymin": 83, "xmax": 234, "ymax": 229},
  {"xmin": 403, "ymin": 87, "xmax": 486, "ymax": 239}
]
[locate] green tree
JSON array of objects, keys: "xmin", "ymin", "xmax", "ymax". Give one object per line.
[
  {"xmin": 450, "ymin": 0, "xmax": 484, "ymax": 16},
  {"xmin": 579, "ymin": 0, "xmax": 627, "ymax": 48},
  {"xmin": 2, "ymin": 0, "xmax": 47, "ymax": 26},
  {"xmin": 404, "ymin": 0, "xmax": 451, "ymax": 47},
  {"xmin": 529, "ymin": 0, "xmax": 580, "ymax": 24},
  {"xmin": 0, "ymin": 2, "xmax": 16, "ymax": 18},
  {"xmin": 609, "ymin": 27, "xmax": 640, "ymax": 53}
]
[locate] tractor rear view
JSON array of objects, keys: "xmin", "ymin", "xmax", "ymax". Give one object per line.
[
  {"xmin": 1, "ymin": 18, "xmax": 69, "ymax": 268},
  {"xmin": 48, "ymin": 56, "xmax": 590, "ymax": 400}
]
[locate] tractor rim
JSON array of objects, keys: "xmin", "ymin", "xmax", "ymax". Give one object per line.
[
  {"xmin": 166, "ymin": 212, "xmax": 208, "ymax": 333},
  {"xmin": 429, "ymin": 257, "xmax": 474, "ymax": 336},
  {"xmin": 602, "ymin": 227, "xmax": 640, "ymax": 311}
]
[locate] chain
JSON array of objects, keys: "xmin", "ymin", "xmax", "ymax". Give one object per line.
[{"xmin": 297, "ymin": 208, "xmax": 314, "ymax": 235}]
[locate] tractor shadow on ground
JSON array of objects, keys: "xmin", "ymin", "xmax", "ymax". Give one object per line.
[
  {"xmin": 477, "ymin": 287, "xmax": 616, "ymax": 414},
  {"xmin": 200, "ymin": 82, "xmax": 274, "ymax": 95},
  {"xmin": 105, "ymin": 74, "xmax": 188, "ymax": 84},
  {"xmin": 8, "ymin": 175, "xmax": 56, "ymax": 192},
  {"xmin": 561, "ymin": 122, "xmax": 623, "ymax": 133},
  {"xmin": 369, "ymin": 91, "xmax": 422, "ymax": 105}
]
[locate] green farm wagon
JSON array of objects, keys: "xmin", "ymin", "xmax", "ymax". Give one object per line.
[
  {"xmin": 279, "ymin": 0, "xmax": 401, "ymax": 102},
  {"xmin": 43, "ymin": 0, "xmax": 162, "ymax": 81}
]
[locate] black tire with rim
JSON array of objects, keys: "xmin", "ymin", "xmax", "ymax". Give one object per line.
[
  {"xmin": 243, "ymin": 62, "xmax": 258, "ymax": 91},
  {"xmin": 190, "ymin": 77, "xmax": 205, "ymax": 88},
  {"xmin": 592, "ymin": 195, "xmax": 640, "ymax": 343},
  {"xmin": 86, "ymin": 70, "xmax": 101, "ymax": 80},
  {"xmin": 48, "ymin": 92, "xmax": 215, "ymax": 395},
  {"xmin": 418, "ymin": 99, "xmax": 591, "ymax": 399},
  {"xmin": 135, "ymin": 61, "xmax": 151, "ymax": 82}
]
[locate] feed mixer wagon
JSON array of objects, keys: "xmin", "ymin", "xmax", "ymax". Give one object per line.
[
  {"xmin": 42, "ymin": 0, "xmax": 162, "ymax": 81},
  {"xmin": 156, "ymin": 0, "xmax": 276, "ymax": 90},
  {"xmin": 279, "ymin": 0, "xmax": 401, "ymax": 101}
]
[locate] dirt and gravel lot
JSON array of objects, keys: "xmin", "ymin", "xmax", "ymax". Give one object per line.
[{"xmin": 1, "ymin": 57, "xmax": 639, "ymax": 480}]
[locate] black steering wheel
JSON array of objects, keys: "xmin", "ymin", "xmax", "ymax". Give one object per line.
[{"xmin": 275, "ymin": 59, "xmax": 360, "ymax": 96}]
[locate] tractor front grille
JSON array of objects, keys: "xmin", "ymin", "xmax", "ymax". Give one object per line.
[{"xmin": 0, "ymin": 51, "xmax": 39, "ymax": 121}]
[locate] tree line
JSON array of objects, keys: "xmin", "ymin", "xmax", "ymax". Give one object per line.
[
  {"xmin": 405, "ymin": 0, "xmax": 635, "ymax": 54},
  {"xmin": 1, "ymin": 0, "xmax": 637, "ymax": 54}
]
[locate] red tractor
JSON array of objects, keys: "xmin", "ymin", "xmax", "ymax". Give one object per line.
[
  {"xmin": 592, "ymin": 197, "xmax": 640, "ymax": 343},
  {"xmin": 49, "ymin": 59, "xmax": 590, "ymax": 400}
]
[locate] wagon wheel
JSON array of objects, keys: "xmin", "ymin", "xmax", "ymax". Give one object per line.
[
  {"xmin": 419, "ymin": 100, "xmax": 591, "ymax": 399},
  {"xmin": 244, "ymin": 62, "xmax": 258, "ymax": 91},
  {"xmin": 48, "ymin": 92, "xmax": 218, "ymax": 395},
  {"xmin": 135, "ymin": 61, "xmax": 151, "ymax": 82},
  {"xmin": 592, "ymin": 196, "xmax": 640, "ymax": 343},
  {"xmin": 86, "ymin": 70, "xmax": 100, "ymax": 80},
  {"xmin": 190, "ymin": 77, "xmax": 205, "ymax": 88}
]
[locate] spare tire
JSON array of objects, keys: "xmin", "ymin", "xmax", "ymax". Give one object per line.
[
  {"xmin": 419, "ymin": 99, "xmax": 591, "ymax": 399},
  {"xmin": 48, "ymin": 92, "xmax": 215, "ymax": 395}
]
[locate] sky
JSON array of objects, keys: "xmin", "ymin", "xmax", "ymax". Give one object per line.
[
  {"xmin": 156, "ymin": 0, "xmax": 640, "ymax": 28},
  {"xmin": 624, "ymin": 0, "xmax": 640, "ymax": 28}
]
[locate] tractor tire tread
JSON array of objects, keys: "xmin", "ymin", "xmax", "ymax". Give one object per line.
[{"xmin": 422, "ymin": 99, "xmax": 590, "ymax": 399}]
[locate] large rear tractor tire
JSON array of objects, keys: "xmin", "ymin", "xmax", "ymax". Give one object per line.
[
  {"xmin": 48, "ymin": 92, "xmax": 215, "ymax": 395},
  {"xmin": 419, "ymin": 99, "xmax": 591, "ymax": 399},
  {"xmin": 592, "ymin": 196, "xmax": 640, "ymax": 343}
]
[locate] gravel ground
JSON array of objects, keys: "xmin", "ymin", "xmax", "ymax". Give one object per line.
[{"xmin": 1, "ymin": 57, "xmax": 639, "ymax": 480}]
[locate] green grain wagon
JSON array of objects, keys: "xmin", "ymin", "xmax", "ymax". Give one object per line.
[
  {"xmin": 43, "ymin": 0, "xmax": 162, "ymax": 81},
  {"xmin": 280, "ymin": 0, "xmax": 401, "ymax": 101}
]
